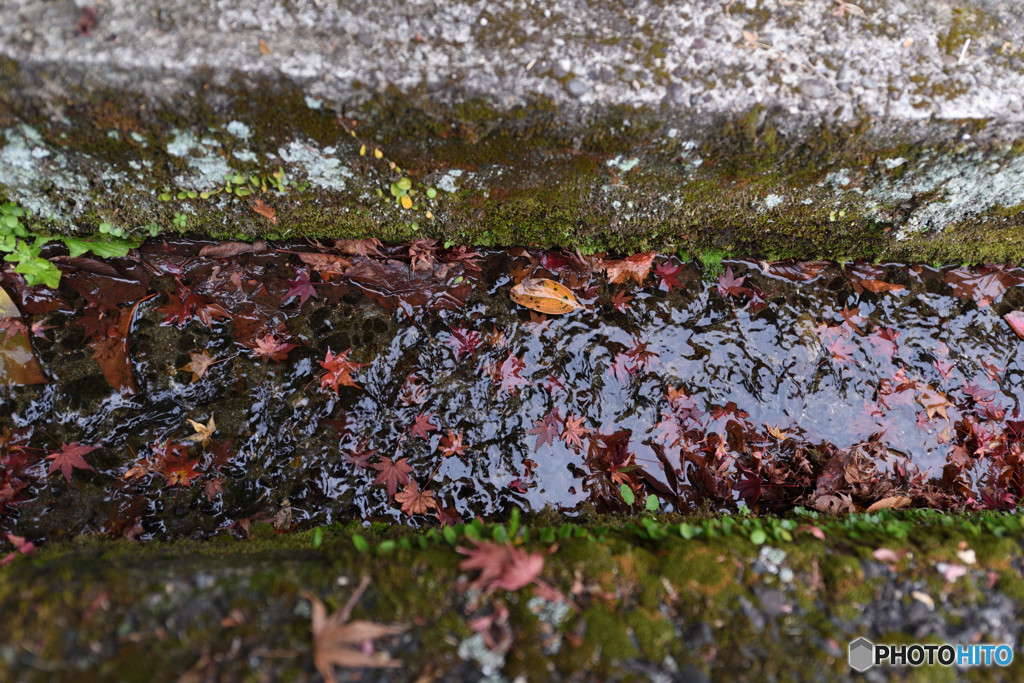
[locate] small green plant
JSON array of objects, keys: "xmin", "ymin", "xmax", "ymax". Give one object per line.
[
  {"xmin": 699, "ymin": 248, "xmax": 727, "ymax": 278},
  {"xmin": 1, "ymin": 202, "xmax": 59, "ymax": 289},
  {"xmin": 173, "ymin": 213, "xmax": 188, "ymax": 228}
]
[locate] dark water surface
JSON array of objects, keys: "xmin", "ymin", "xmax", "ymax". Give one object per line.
[{"xmin": 2, "ymin": 240, "xmax": 1023, "ymax": 542}]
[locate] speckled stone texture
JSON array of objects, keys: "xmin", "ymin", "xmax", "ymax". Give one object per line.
[{"xmin": 2, "ymin": 0, "xmax": 1023, "ymax": 124}]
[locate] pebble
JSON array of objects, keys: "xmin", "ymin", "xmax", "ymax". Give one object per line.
[
  {"xmin": 800, "ymin": 78, "xmax": 829, "ymax": 99},
  {"xmin": 566, "ymin": 78, "xmax": 586, "ymax": 98}
]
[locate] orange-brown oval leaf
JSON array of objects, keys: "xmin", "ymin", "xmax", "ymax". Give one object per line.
[{"xmin": 510, "ymin": 278, "xmax": 584, "ymax": 315}]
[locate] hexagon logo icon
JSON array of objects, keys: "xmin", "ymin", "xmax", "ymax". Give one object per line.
[{"xmin": 849, "ymin": 637, "xmax": 875, "ymax": 672}]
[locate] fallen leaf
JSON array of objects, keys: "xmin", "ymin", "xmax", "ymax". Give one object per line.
[
  {"xmin": 457, "ymin": 539, "xmax": 546, "ymax": 592},
  {"xmin": 394, "ymin": 481, "xmax": 437, "ymax": 515},
  {"xmin": 510, "ymin": 278, "xmax": 585, "ymax": 314},
  {"xmin": 604, "ymin": 252, "xmax": 656, "ymax": 286},
  {"xmin": 46, "ymin": 442, "xmax": 98, "ymax": 483},
  {"xmin": 371, "ymin": 457, "xmax": 414, "ymax": 498},
  {"xmin": 186, "ymin": 415, "xmax": 217, "ymax": 447},
  {"xmin": 258, "ymin": 38, "xmax": 271, "ymax": 55},
  {"xmin": 252, "ymin": 199, "xmax": 277, "ymax": 224},
  {"xmin": 199, "ymin": 240, "xmax": 269, "ymax": 258},
  {"xmin": 0, "ymin": 285, "xmax": 47, "ymax": 386},
  {"xmin": 319, "ymin": 348, "xmax": 366, "ymax": 394},
  {"xmin": 866, "ymin": 495, "xmax": 912, "ymax": 513},
  {"xmin": 1005, "ymin": 311, "xmax": 1024, "ymax": 341},
  {"xmin": 304, "ymin": 578, "xmax": 404, "ymax": 681},
  {"xmin": 872, "ymin": 548, "xmax": 903, "ymax": 563},
  {"xmin": 179, "ymin": 350, "xmax": 217, "ymax": 382}
]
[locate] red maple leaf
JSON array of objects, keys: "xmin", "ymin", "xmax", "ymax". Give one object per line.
[
  {"xmin": 447, "ymin": 326, "xmax": 482, "ymax": 361},
  {"xmin": 371, "ymin": 457, "xmax": 414, "ymax": 498},
  {"xmin": 157, "ymin": 292, "xmax": 193, "ymax": 328},
  {"xmin": 733, "ymin": 468, "xmax": 763, "ymax": 504},
  {"xmin": 192, "ymin": 297, "xmax": 231, "ymax": 327},
  {"xmin": 283, "ymin": 268, "xmax": 318, "ymax": 306},
  {"xmin": 343, "ymin": 444, "xmax": 377, "ymax": 469},
  {"xmin": 159, "ymin": 452, "xmax": 201, "ymax": 488},
  {"xmin": 319, "ymin": 348, "xmax": 366, "ymax": 393},
  {"xmin": 456, "ymin": 540, "xmax": 545, "ymax": 592},
  {"xmin": 247, "ymin": 334, "xmax": 298, "ymax": 363},
  {"xmin": 717, "ymin": 267, "xmax": 750, "ymax": 298},
  {"xmin": 826, "ymin": 336, "xmax": 858, "ymax": 364},
  {"xmin": 561, "ymin": 414, "xmax": 589, "ymax": 452},
  {"xmin": 410, "ymin": 412, "xmax": 437, "ymax": 440},
  {"xmin": 527, "ymin": 411, "xmax": 561, "ymax": 451},
  {"xmin": 439, "ymin": 430, "xmax": 467, "ymax": 461},
  {"xmin": 654, "ymin": 261, "xmax": 684, "ymax": 291},
  {"xmin": 497, "ymin": 353, "xmax": 530, "ymax": 394},
  {"xmin": 46, "ymin": 442, "xmax": 98, "ymax": 483},
  {"xmin": 867, "ymin": 328, "xmax": 900, "ymax": 361},
  {"xmin": 610, "ymin": 291, "xmax": 633, "ymax": 312}
]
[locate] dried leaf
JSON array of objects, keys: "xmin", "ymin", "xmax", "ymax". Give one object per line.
[
  {"xmin": 510, "ymin": 278, "xmax": 584, "ymax": 314},
  {"xmin": 305, "ymin": 579, "xmax": 404, "ymax": 681},
  {"xmin": 0, "ymin": 285, "xmax": 46, "ymax": 386},
  {"xmin": 186, "ymin": 415, "xmax": 217, "ymax": 447},
  {"xmin": 199, "ymin": 240, "xmax": 268, "ymax": 258},
  {"xmin": 866, "ymin": 495, "xmax": 912, "ymax": 513},
  {"xmin": 252, "ymin": 200, "xmax": 276, "ymax": 224},
  {"xmin": 604, "ymin": 252, "xmax": 656, "ymax": 286},
  {"xmin": 179, "ymin": 350, "xmax": 217, "ymax": 382},
  {"xmin": 394, "ymin": 481, "xmax": 437, "ymax": 515},
  {"xmin": 258, "ymin": 38, "xmax": 271, "ymax": 55}
]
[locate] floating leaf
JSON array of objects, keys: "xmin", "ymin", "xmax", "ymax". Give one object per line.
[
  {"xmin": 1005, "ymin": 311, "xmax": 1024, "ymax": 341},
  {"xmin": 0, "ymin": 285, "xmax": 46, "ymax": 386},
  {"xmin": 510, "ymin": 278, "xmax": 584, "ymax": 314}
]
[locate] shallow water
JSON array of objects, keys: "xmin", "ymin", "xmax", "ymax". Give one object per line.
[{"xmin": 1, "ymin": 240, "xmax": 1023, "ymax": 542}]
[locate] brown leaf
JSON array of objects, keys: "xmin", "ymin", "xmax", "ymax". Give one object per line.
[
  {"xmin": 394, "ymin": 481, "xmax": 437, "ymax": 515},
  {"xmin": 866, "ymin": 496, "xmax": 912, "ymax": 513},
  {"xmin": 199, "ymin": 240, "xmax": 269, "ymax": 258},
  {"xmin": 457, "ymin": 539, "xmax": 546, "ymax": 592},
  {"xmin": 252, "ymin": 200, "xmax": 277, "ymax": 224},
  {"xmin": 258, "ymin": 38, "xmax": 271, "ymax": 55},
  {"xmin": 510, "ymin": 278, "xmax": 584, "ymax": 314},
  {"xmin": 604, "ymin": 252, "xmax": 656, "ymax": 286},
  {"xmin": 0, "ymin": 285, "xmax": 47, "ymax": 386},
  {"xmin": 304, "ymin": 578, "xmax": 404, "ymax": 681}
]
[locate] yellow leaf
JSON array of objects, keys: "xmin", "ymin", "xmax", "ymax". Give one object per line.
[
  {"xmin": 400, "ymin": 195, "xmax": 412, "ymax": 209},
  {"xmin": 510, "ymin": 278, "xmax": 585, "ymax": 315},
  {"xmin": 374, "ymin": 148, "xmax": 383, "ymax": 159},
  {"xmin": 359, "ymin": 145, "xmax": 366, "ymax": 156},
  {"xmin": 187, "ymin": 415, "xmax": 217, "ymax": 447}
]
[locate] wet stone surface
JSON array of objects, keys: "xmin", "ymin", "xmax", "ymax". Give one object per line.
[{"xmin": 1, "ymin": 241, "xmax": 1024, "ymax": 543}]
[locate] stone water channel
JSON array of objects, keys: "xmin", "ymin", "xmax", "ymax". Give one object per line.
[{"xmin": 2, "ymin": 240, "xmax": 1023, "ymax": 544}]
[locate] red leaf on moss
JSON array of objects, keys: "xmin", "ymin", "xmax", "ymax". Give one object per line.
[{"xmin": 457, "ymin": 540, "xmax": 546, "ymax": 592}]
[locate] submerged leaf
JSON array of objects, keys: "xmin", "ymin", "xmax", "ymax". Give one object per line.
[
  {"xmin": 1005, "ymin": 311, "xmax": 1024, "ymax": 341},
  {"xmin": 510, "ymin": 278, "xmax": 584, "ymax": 315}
]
